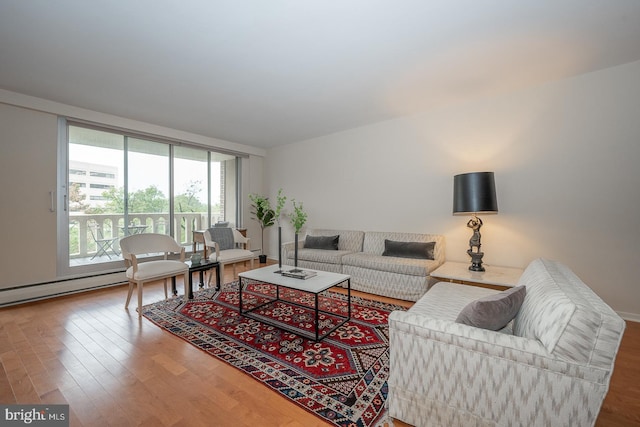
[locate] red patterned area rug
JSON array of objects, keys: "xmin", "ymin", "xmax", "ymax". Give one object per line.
[{"xmin": 142, "ymin": 281, "xmax": 406, "ymax": 427}]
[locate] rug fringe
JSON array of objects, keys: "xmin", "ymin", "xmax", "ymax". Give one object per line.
[{"xmin": 375, "ymin": 399, "xmax": 395, "ymax": 427}]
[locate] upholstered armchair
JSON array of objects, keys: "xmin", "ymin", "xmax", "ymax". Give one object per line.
[
  {"xmin": 204, "ymin": 227, "xmax": 255, "ymax": 279},
  {"xmin": 119, "ymin": 233, "xmax": 189, "ymax": 317}
]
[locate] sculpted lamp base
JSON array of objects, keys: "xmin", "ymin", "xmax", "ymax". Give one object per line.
[{"xmin": 467, "ymin": 250, "xmax": 485, "ymax": 272}]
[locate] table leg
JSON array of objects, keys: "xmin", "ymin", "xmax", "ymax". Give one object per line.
[
  {"xmin": 188, "ymin": 271, "xmax": 194, "ymax": 299},
  {"xmin": 172, "ymin": 277, "xmax": 177, "ymax": 296},
  {"xmin": 238, "ymin": 277, "xmax": 243, "ymax": 314},
  {"xmin": 315, "ymin": 293, "xmax": 319, "ymax": 342},
  {"xmin": 347, "ymin": 278, "xmax": 351, "ymax": 320},
  {"xmin": 216, "ymin": 264, "xmax": 221, "ymax": 291}
]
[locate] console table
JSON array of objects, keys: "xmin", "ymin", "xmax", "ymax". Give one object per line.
[{"xmin": 430, "ymin": 261, "xmax": 523, "ymax": 290}]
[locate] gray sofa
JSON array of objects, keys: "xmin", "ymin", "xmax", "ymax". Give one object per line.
[{"xmin": 282, "ymin": 228, "xmax": 445, "ymax": 301}]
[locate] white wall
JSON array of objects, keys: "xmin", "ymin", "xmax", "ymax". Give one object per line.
[
  {"xmin": 244, "ymin": 154, "xmax": 267, "ymax": 252},
  {"xmin": 265, "ymin": 60, "xmax": 640, "ymax": 320},
  {"xmin": 0, "ymin": 103, "xmax": 59, "ymax": 286}
]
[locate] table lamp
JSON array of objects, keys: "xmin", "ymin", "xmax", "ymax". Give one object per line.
[{"xmin": 453, "ymin": 172, "xmax": 498, "ymax": 271}]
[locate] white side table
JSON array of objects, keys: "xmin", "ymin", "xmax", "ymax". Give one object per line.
[{"xmin": 430, "ymin": 261, "xmax": 524, "ymax": 290}]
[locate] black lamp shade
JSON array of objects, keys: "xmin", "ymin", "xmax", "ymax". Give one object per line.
[{"xmin": 453, "ymin": 172, "xmax": 498, "ymax": 214}]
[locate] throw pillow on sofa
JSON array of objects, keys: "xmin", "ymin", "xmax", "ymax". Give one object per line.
[
  {"xmin": 304, "ymin": 235, "xmax": 340, "ymax": 250},
  {"xmin": 382, "ymin": 239, "xmax": 435, "ymax": 260},
  {"xmin": 455, "ymin": 285, "xmax": 527, "ymax": 331}
]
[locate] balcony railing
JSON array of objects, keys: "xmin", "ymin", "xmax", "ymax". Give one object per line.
[{"xmin": 69, "ymin": 212, "xmax": 211, "ymax": 259}]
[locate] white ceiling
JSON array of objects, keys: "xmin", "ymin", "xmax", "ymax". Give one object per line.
[{"xmin": 1, "ymin": 1, "xmax": 640, "ymax": 149}]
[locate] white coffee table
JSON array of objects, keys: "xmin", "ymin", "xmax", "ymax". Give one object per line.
[{"xmin": 238, "ymin": 265, "xmax": 351, "ymax": 341}]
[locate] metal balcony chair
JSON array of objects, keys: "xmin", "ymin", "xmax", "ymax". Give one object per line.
[
  {"xmin": 89, "ymin": 223, "xmax": 120, "ymax": 260},
  {"xmin": 119, "ymin": 233, "xmax": 189, "ymax": 317}
]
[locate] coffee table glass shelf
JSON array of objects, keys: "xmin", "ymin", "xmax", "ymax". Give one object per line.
[{"xmin": 238, "ymin": 265, "xmax": 351, "ymax": 341}]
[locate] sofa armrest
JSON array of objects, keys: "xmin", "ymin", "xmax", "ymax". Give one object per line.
[
  {"xmin": 389, "ymin": 311, "xmax": 609, "ymax": 382},
  {"xmin": 282, "ymin": 241, "xmax": 295, "ymax": 250},
  {"xmin": 282, "ymin": 240, "xmax": 303, "ymax": 259},
  {"xmin": 391, "ymin": 310, "xmax": 550, "ymax": 353}
]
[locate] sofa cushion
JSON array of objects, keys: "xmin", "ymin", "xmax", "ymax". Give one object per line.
[
  {"xmin": 209, "ymin": 248, "xmax": 255, "ymax": 263},
  {"xmin": 549, "ymin": 262, "xmax": 626, "ymax": 368},
  {"xmin": 304, "ymin": 234, "xmax": 339, "ymax": 250},
  {"xmin": 382, "ymin": 239, "xmax": 435, "ymax": 260},
  {"xmin": 412, "ymin": 281, "xmax": 502, "ymax": 317},
  {"xmin": 456, "ymin": 286, "xmax": 526, "ymax": 331},
  {"xmin": 513, "ymin": 260, "xmax": 576, "ymax": 354},
  {"xmin": 342, "ymin": 252, "xmax": 437, "ymax": 277},
  {"xmin": 286, "ymin": 248, "xmax": 354, "ymax": 265},
  {"xmin": 126, "ymin": 260, "xmax": 188, "ymax": 280}
]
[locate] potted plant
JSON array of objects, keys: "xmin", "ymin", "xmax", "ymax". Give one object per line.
[
  {"xmin": 248, "ymin": 193, "xmax": 275, "ymax": 263},
  {"xmin": 288, "ymin": 199, "xmax": 308, "ymax": 272}
]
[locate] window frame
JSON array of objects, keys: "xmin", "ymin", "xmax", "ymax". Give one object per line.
[{"xmin": 57, "ymin": 118, "xmax": 243, "ymax": 277}]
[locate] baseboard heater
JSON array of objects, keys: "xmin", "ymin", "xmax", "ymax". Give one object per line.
[{"xmin": 0, "ymin": 271, "xmax": 127, "ymax": 307}]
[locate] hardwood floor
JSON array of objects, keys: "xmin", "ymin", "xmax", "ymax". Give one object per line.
[{"xmin": 1, "ymin": 260, "xmax": 638, "ymax": 426}]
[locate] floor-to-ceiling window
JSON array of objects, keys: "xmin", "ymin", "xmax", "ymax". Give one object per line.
[
  {"xmin": 126, "ymin": 138, "xmax": 171, "ymax": 236},
  {"xmin": 61, "ymin": 121, "xmax": 240, "ymax": 275},
  {"xmin": 173, "ymin": 146, "xmax": 209, "ymax": 245}
]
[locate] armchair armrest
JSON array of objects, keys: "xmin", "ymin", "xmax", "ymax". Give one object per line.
[
  {"xmin": 203, "ymin": 231, "xmax": 221, "ymax": 260},
  {"xmin": 232, "ymin": 229, "xmax": 250, "ymax": 250},
  {"xmin": 127, "ymin": 253, "xmax": 139, "ymax": 273},
  {"xmin": 163, "ymin": 247, "xmax": 186, "ymax": 262}
]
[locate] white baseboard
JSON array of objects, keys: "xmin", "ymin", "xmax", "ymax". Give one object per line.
[
  {"xmin": 0, "ymin": 272, "xmax": 127, "ymax": 307},
  {"xmin": 617, "ymin": 311, "xmax": 640, "ymax": 323},
  {"xmin": 4, "ymin": 273, "xmax": 639, "ymax": 325}
]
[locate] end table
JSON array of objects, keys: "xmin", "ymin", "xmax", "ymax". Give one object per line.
[
  {"xmin": 430, "ymin": 261, "xmax": 523, "ymax": 290},
  {"xmin": 172, "ymin": 260, "xmax": 221, "ymax": 299}
]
